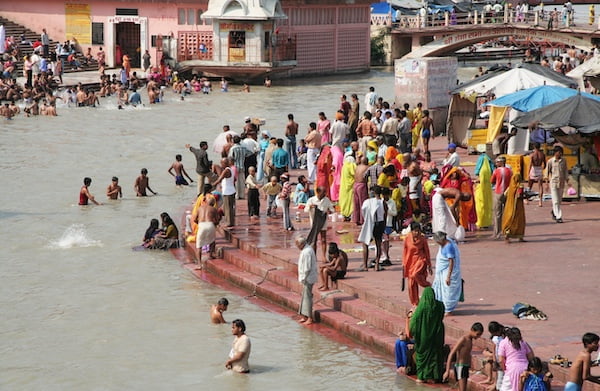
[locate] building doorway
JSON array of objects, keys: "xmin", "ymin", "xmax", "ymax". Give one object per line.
[
  {"xmin": 115, "ymin": 22, "xmax": 141, "ymax": 67},
  {"xmin": 228, "ymin": 31, "xmax": 246, "ymax": 62}
]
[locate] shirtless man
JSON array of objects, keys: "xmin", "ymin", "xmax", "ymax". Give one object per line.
[
  {"xmin": 106, "ymin": 176, "xmax": 122, "ymax": 200},
  {"xmin": 210, "ymin": 297, "xmax": 229, "ymax": 324},
  {"xmin": 353, "ymin": 157, "xmax": 370, "ymax": 225},
  {"xmin": 8, "ymin": 101, "xmax": 20, "ymax": 115},
  {"xmin": 528, "ymin": 142, "xmax": 546, "ymax": 206},
  {"xmin": 40, "ymin": 100, "xmax": 57, "ymax": 116},
  {"xmin": 407, "ymin": 159, "xmax": 423, "ymax": 210},
  {"xmin": 0, "ymin": 103, "xmax": 13, "ymax": 119},
  {"xmin": 168, "ymin": 154, "xmax": 194, "ymax": 186},
  {"xmin": 318, "ymin": 242, "xmax": 348, "ymax": 291},
  {"xmin": 443, "ymin": 322, "xmax": 484, "ymax": 390},
  {"xmin": 146, "ymin": 79, "xmax": 158, "ymax": 103},
  {"xmin": 193, "ymin": 196, "xmax": 220, "ymax": 267},
  {"xmin": 565, "ymin": 332, "xmax": 600, "ymax": 391},
  {"xmin": 76, "ymin": 87, "xmax": 87, "ymax": 107},
  {"xmin": 420, "ymin": 109, "xmax": 434, "ymax": 153},
  {"xmin": 134, "ymin": 168, "xmax": 157, "ymax": 196}
]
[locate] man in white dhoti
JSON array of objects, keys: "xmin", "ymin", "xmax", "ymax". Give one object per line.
[{"xmin": 296, "ymin": 235, "xmax": 318, "ymax": 325}]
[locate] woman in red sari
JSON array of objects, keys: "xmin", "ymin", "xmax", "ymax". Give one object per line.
[{"xmin": 316, "ymin": 145, "xmax": 333, "ymax": 199}]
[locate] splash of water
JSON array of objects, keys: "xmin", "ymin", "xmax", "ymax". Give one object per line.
[{"xmin": 48, "ymin": 224, "xmax": 103, "ymax": 249}]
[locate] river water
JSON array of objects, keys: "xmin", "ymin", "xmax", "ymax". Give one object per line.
[{"xmin": 0, "ymin": 69, "xmax": 428, "ymax": 390}]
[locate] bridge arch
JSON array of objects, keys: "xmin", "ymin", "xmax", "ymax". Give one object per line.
[{"xmin": 403, "ymin": 26, "xmax": 593, "ymax": 59}]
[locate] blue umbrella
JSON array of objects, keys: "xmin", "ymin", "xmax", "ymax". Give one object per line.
[{"xmin": 484, "ymin": 85, "xmax": 600, "ymax": 113}]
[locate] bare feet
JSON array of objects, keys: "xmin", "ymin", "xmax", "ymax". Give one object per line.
[
  {"xmin": 318, "ymin": 286, "xmax": 329, "ymax": 291},
  {"xmin": 415, "ymin": 379, "xmax": 424, "ymax": 383},
  {"xmin": 396, "ymin": 367, "xmax": 406, "ymax": 374},
  {"xmin": 298, "ymin": 316, "xmax": 308, "ymax": 323},
  {"xmin": 304, "ymin": 318, "xmax": 314, "ymax": 325},
  {"xmin": 444, "ymin": 312, "xmax": 453, "ymax": 317}
]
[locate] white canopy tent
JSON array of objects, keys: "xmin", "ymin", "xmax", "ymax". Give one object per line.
[
  {"xmin": 447, "ymin": 65, "xmax": 576, "ymax": 153},
  {"xmin": 567, "ymin": 56, "xmax": 600, "ymax": 91}
]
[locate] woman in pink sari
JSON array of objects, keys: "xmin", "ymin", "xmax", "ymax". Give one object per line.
[
  {"xmin": 317, "ymin": 112, "xmax": 331, "ymax": 145},
  {"xmin": 329, "ymin": 145, "xmax": 344, "ymax": 202}
]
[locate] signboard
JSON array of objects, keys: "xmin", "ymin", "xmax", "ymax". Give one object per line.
[
  {"xmin": 229, "ymin": 48, "xmax": 245, "ymax": 62},
  {"xmin": 65, "ymin": 3, "xmax": 91, "ymax": 44},
  {"xmin": 220, "ymin": 22, "xmax": 255, "ymax": 32},
  {"xmin": 108, "ymin": 16, "xmax": 143, "ymax": 24}
]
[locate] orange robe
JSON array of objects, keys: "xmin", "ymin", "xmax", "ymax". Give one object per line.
[{"xmin": 403, "ymin": 231, "xmax": 431, "ymax": 306}]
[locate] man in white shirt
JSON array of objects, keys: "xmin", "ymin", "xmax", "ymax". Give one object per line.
[
  {"xmin": 442, "ymin": 143, "xmax": 460, "ymax": 167},
  {"xmin": 295, "ymin": 235, "xmax": 318, "ymax": 325},
  {"xmin": 364, "ymin": 86, "xmax": 378, "ymax": 115}
]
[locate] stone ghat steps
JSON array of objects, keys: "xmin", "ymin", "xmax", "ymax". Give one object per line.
[
  {"xmin": 206, "ymin": 243, "xmax": 404, "ymax": 357},
  {"xmin": 0, "ymin": 15, "xmax": 98, "ymax": 75},
  {"xmin": 178, "ymin": 239, "xmax": 572, "ymax": 391}
]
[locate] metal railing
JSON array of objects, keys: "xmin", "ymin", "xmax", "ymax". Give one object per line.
[{"xmin": 382, "ymin": 7, "xmax": 600, "ymax": 31}]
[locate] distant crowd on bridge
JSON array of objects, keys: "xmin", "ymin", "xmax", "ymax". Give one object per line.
[{"xmin": 372, "ymin": 2, "xmax": 598, "ymax": 31}]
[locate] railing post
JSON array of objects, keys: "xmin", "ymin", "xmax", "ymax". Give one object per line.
[
  {"xmin": 534, "ymin": 10, "xmax": 539, "ymax": 26},
  {"xmin": 566, "ymin": 12, "xmax": 570, "ymax": 28},
  {"xmin": 474, "ymin": 10, "xmax": 478, "ymax": 25},
  {"xmin": 504, "ymin": 4, "xmax": 509, "ymax": 23},
  {"xmin": 445, "ymin": 11, "xmax": 449, "ymax": 26}
]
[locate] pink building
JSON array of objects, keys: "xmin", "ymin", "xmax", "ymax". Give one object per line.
[{"xmin": 1, "ymin": 0, "xmax": 371, "ymax": 80}]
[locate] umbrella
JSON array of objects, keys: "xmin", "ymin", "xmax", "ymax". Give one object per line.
[
  {"xmin": 485, "ymin": 85, "xmax": 600, "ymax": 112},
  {"xmin": 510, "ymin": 93, "xmax": 600, "ymax": 133},
  {"xmin": 212, "ymin": 130, "xmax": 239, "ymax": 154}
]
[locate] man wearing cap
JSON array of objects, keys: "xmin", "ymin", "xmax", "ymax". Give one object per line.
[
  {"xmin": 330, "ymin": 110, "xmax": 349, "ymax": 150},
  {"xmin": 490, "ymin": 156, "xmax": 512, "ymax": 239},
  {"xmin": 442, "ymin": 143, "xmax": 460, "ymax": 167}
]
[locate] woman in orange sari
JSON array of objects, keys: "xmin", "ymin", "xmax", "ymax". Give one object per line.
[
  {"xmin": 402, "ymin": 222, "xmax": 432, "ymax": 307},
  {"xmin": 502, "ymin": 173, "xmax": 526, "ymax": 243}
]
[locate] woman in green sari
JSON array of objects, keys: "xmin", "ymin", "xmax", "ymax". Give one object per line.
[{"xmin": 408, "ymin": 286, "xmax": 445, "ymax": 383}]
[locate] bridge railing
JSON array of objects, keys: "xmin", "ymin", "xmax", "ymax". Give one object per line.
[{"xmin": 391, "ymin": 7, "xmax": 600, "ymax": 31}]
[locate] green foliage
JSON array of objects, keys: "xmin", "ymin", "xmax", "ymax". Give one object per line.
[{"xmin": 370, "ymin": 30, "xmax": 387, "ymax": 65}]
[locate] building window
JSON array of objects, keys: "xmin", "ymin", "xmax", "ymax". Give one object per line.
[
  {"xmin": 116, "ymin": 8, "xmax": 138, "ymax": 16},
  {"xmin": 92, "ymin": 22, "xmax": 104, "ymax": 44},
  {"xmin": 187, "ymin": 9, "xmax": 195, "ymax": 25},
  {"xmin": 178, "ymin": 9, "xmax": 186, "ymax": 25}
]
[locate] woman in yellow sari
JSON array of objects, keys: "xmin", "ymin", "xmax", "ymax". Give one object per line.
[
  {"xmin": 502, "ymin": 173, "xmax": 526, "ymax": 243},
  {"xmin": 411, "ymin": 103, "xmax": 423, "ymax": 149},
  {"xmin": 339, "ymin": 155, "xmax": 356, "ymax": 221},
  {"xmin": 474, "ymin": 154, "xmax": 493, "ymax": 228}
]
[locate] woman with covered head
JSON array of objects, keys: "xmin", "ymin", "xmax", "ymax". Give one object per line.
[
  {"xmin": 406, "ymin": 286, "xmax": 445, "ymax": 383},
  {"xmin": 431, "ymin": 231, "xmax": 462, "ymax": 316},
  {"xmin": 502, "ymin": 173, "xmax": 526, "ymax": 243}
]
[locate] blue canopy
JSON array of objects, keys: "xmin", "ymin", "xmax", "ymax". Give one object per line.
[
  {"xmin": 484, "ymin": 85, "xmax": 600, "ymax": 112},
  {"xmin": 371, "ymin": 2, "xmax": 391, "ymax": 14}
]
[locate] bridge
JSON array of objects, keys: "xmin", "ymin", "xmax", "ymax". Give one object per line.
[{"xmin": 373, "ymin": 7, "xmax": 600, "ymax": 60}]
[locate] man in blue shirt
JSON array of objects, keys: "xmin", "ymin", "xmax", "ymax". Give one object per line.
[
  {"xmin": 271, "ymin": 138, "xmax": 289, "ymax": 181},
  {"xmin": 129, "ymin": 88, "xmax": 142, "ymax": 106}
]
